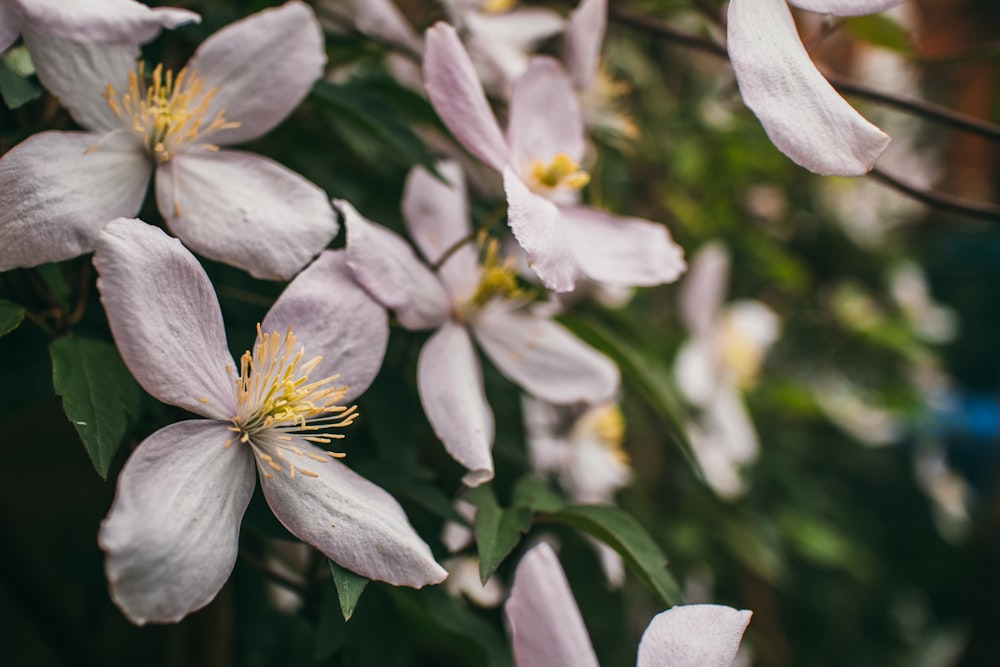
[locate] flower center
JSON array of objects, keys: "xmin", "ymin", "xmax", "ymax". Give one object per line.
[
  {"xmin": 458, "ymin": 238, "xmax": 525, "ymax": 318},
  {"xmin": 528, "ymin": 153, "xmax": 590, "ymax": 194},
  {"xmin": 102, "ymin": 62, "xmax": 239, "ymax": 163},
  {"xmin": 227, "ymin": 325, "xmax": 358, "ymax": 479},
  {"xmin": 480, "ymin": 0, "xmax": 516, "ymax": 13},
  {"xmin": 576, "ymin": 404, "xmax": 629, "ymax": 466},
  {"xmin": 717, "ymin": 315, "xmax": 765, "ymax": 389}
]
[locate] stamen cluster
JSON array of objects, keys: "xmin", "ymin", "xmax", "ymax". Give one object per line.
[{"xmin": 528, "ymin": 152, "xmax": 591, "ymax": 194}]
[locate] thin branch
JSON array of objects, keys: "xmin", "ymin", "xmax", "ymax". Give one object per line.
[{"xmin": 870, "ymin": 168, "xmax": 1000, "ymax": 220}]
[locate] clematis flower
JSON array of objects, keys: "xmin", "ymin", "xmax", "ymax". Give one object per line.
[
  {"xmin": 673, "ymin": 242, "xmax": 780, "ymax": 498},
  {"xmin": 315, "ymin": 0, "xmax": 423, "ymax": 56},
  {"xmin": 0, "ymin": 0, "xmax": 198, "ymax": 54},
  {"xmin": 0, "ymin": 1, "xmax": 337, "ymax": 280},
  {"xmin": 506, "ymin": 542, "xmax": 752, "ymax": 667},
  {"xmin": 94, "ymin": 218, "xmax": 446, "ymax": 625},
  {"xmin": 341, "ymin": 161, "xmax": 619, "ymax": 485},
  {"xmin": 727, "ymin": 0, "xmax": 902, "ymax": 176},
  {"xmin": 423, "ymin": 22, "xmax": 685, "ymax": 292}
]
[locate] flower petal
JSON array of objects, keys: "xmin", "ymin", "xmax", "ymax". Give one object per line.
[
  {"xmin": 561, "ymin": 205, "xmax": 686, "ymax": 287},
  {"xmin": 155, "ymin": 149, "xmax": 337, "ymax": 280},
  {"xmin": 93, "ymin": 218, "xmax": 237, "ymax": 418},
  {"xmin": 637, "ymin": 604, "xmax": 752, "ymax": 667},
  {"xmin": 727, "ymin": 0, "xmax": 890, "ymax": 176},
  {"xmin": 423, "ymin": 22, "xmax": 510, "ymax": 171},
  {"xmin": 340, "ymin": 199, "xmax": 452, "ymax": 330},
  {"xmin": 323, "ymin": 0, "xmax": 423, "ymax": 55},
  {"xmin": 503, "ymin": 167, "xmax": 576, "ymax": 293},
  {"xmin": 507, "ymin": 57, "xmax": 585, "ymax": 166},
  {"xmin": 521, "ymin": 396, "xmax": 566, "ymax": 474},
  {"xmin": 418, "ymin": 322, "xmax": 495, "ymax": 487},
  {"xmin": 17, "ymin": 0, "xmax": 198, "ymax": 44},
  {"xmin": 562, "ymin": 0, "xmax": 606, "ymax": 90},
  {"xmin": 0, "ymin": 131, "xmax": 150, "ymax": 270},
  {"xmin": 788, "ymin": 0, "xmax": 902, "ymax": 16},
  {"xmin": 260, "ymin": 440, "xmax": 448, "ymax": 588},
  {"xmin": 472, "ymin": 301, "xmax": 619, "ymax": 404},
  {"xmin": 679, "ymin": 242, "xmax": 729, "ymax": 336},
  {"xmin": 21, "ymin": 29, "xmax": 137, "ymax": 132},
  {"xmin": 99, "ymin": 420, "xmax": 255, "ymax": 625},
  {"xmin": 188, "ymin": 1, "xmax": 325, "ymax": 146},
  {"xmin": 0, "ymin": 3, "xmax": 21, "ymax": 52},
  {"xmin": 505, "ymin": 543, "xmax": 600, "ymax": 667},
  {"xmin": 402, "ymin": 162, "xmax": 479, "ymax": 301},
  {"xmin": 262, "ymin": 250, "xmax": 389, "ymax": 404}
]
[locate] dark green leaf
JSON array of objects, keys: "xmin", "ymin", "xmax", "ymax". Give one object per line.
[
  {"xmin": 843, "ymin": 15, "xmax": 914, "ymax": 56},
  {"xmin": 0, "ymin": 57, "xmax": 41, "ymax": 109},
  {"xmin": 35, "ymin": 263, "xmax": 72, "ymax": 313},
  {"xmin": 50, "ymin": 337, "xmax": 141, "ymax": 478},
  {"xmin": 511, "ymin": 475, "xmax": 566, "ymax": 513},
  {"xmin": 545, "ymin": 504, "xmax": 682, "ymax": 605},
  {"xmin": 329, "ymin": 560, "xmax": 370, "ymax": 621},
  {"xmin": 465, "ymin": 485, "xmax": 532, "ymax": 583},
  {"xmin": 0, "ymin": 300, "xmax": 25, "ymax": 337},
  {"xmin": 421, "ymin": 588, "xmax": 514, "ymax": 667}
]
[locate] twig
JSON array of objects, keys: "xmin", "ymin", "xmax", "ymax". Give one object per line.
[
  {"xmin": 870, "ymin": 168, "xmax": 1000, "ymax": 221},
  {"xmin": 431, "ymin": 204, "xmax": 508, "ymax": 271}
]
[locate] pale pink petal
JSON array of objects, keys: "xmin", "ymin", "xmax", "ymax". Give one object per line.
[
  {"xmin": 423, "ymin": 22, "xmax": 510, "ymax": 171},
  {"xmin": 418, "ymin": 322, "xmax": 495, "ymax": 487},
  {"xmin": 21, "ymin": 29, "xmax": 137, "ymax": 132},
  {"xmin": 788, "ymin": 0, "xmax": 902, "ymax": 16},
  {"xmin": 0, "ymin": 2, "xmax": 21, "ymax": 52},
  {"xmin": 338, "ymin": 0, "xmax": 423, "ymax": 55},
  {"xmin": 563, "ymin": 0, "xmax": 606, "ymax": 90},
  {"xmin": 0, "ymin": 131, "xmax": 150, "ymax": 271},
  {"xmin": 680, "ymin": 242, "xmax": 730, "ymax": 336},
  {"xmin": 507, "ymin": 57, "xmax": 585, "ymax": 166},
  {"xmin": 402, "ymin": 162, "xmax": 479, "ymax": 301},
  {"xmin": 472, "ymin": 301, "xmax": 619, "ymax": 404},
  {"xmin": 637, "ymin": 604, "xmax": 752, "ymax": 667},
  {"xmin": 521, "ymin": 396, "xmax": 566, "ymax": 474},
  {"xmin": 340, "ymin": 199, "xmax": 452, "ymax": 330},
  {"xmin": 262, "ymin": 250, "xmax": 389, "ymax": 404},
  {"xmin": 560, "ymin": 205, "xmax": 686, "ymax": 287},
  {"xmin": 503, "ymin": 167, "xmax": 576, "ymax": 293},
  {"xmin": 673, "ymin": 339, "xmax": 717, "ymax": 407},
  {"xmin": 686, "ymin": 419, "xmax": 745, "ymax": 499},
  {"xmin": 155, "ymin": 149, "xmax": 337, "ymax": 280},
  {"xmin": 260, "ymin": 440, "xmax": 448, "ymax": 588},
  {"xmin": 464, "ymin": 8, "xmax": 564, "ymax": 54},
  {"xmin": 706, "ymin": 386, "xmax": 760, "ymax": 466},
  {"xmin": 99, "ymin": 420, "xmax": 255, "ymax": 625},
  {"xmin": 17, "ymin": 0, "xmax": 198, "ymax": 44},
  {"xmin": 727, "ymin": 0, "xmax": 890, "ymax": 176},
  {"xmin": 188, "ymin": 1, "xmax": 325, "ymax": 146},
  {"xmin": 93, "ymin": 219, "xmax": 237, "ymax": 419},
  {"xmin": 505, "ymin": 543, "xmax": 600, "ymax": 667}
]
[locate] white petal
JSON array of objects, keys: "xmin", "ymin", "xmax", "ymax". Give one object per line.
[
  {"xmin": 680, "ymin": 242, "xmax": 730, "ymax": 336},
  {"xmin": 726, "ymin": 300, "xmax": 782, "ymax": 352},
  {"xmin": 155, "ymin": 149, "xmax": 338, "ymax": 280},
  {"xmin": 727, "ymin": 0, "xmax": 889, "ymax": 176},
  {"xmin": 0, "ymin": 131, "xmax": 150, "ymax": 270},
  {"xmin": 423, "ymin": 22, "xmax": 510, "ymax": 171},
  {"xmin": 0, "ymin": 2, "xmax": 22, "ymax": 52},
  {"xmin": 472, "ymin": 301, "xmax": 619, "ymax": 404},
  {"xmin": 340, "ymin": 199, "xmax": 452, "ymax": 330},
  {"xmin": 464, "ymin": 8, "xmax": 564, "ymax": 53},
  {"xmin": 99, "ymin": 420, "xmax": 255, "ymax": 625},
  {"xmin": 18, "ymin": 0, "xmax": 198, "ymax": 44},
  {"xmin": 338, "ymin": 0, "xmax": 423, "ymax": 54},
  {"xmin": 93, "ymin": 218, "xmax": 237, "ymax": 418},
  {"xmin": 788, "ymin": 0, "xmax": 902, "ymax": 16},
  {"xmin": 259, "ymin": 440, "xmax": 448, "ymax": 588},
  {"xmin": 673, "ymin": 339, "xmax": 717, "ymax": 407},
  {"xmin": 262, "ymin": 250, "xmax": 389, "ymax": 404},
  {"xmin": 637, "ymin": 604, "xmax": 752, "ymax": 667},
  {"xmin": 507, "ymin": 57, "xmax": 585, "ymax": 166},
  {"xmin": 561, "ymin": 205, "xmax": 686, "ymax": 287},
  {"xmin": 521, "ymin": 395, "xmax": 566, "ymax": 474},
  {"xmin": 686, "ymin": 419, "xmax": 746, "ymax": 499},
  {"xmin": 188, "ymin": 1, "xmax": 325, "ymax": 145},
  {"xmin": 563, "ymin": 0, "xmax": 606, "ymax": 90},
  {"xmin": 418, "ymin": 322, "xmax": 495, "ymax": 487},
  {"xmin": 503, "ymin": 167, "xmax": 577, "ymax": 293},
  {"xmin": 22, "ymin": 29, "xmax": 136, "ymax": 132},
  {"xmin": 505, "ymin": 543, "xmax": 600, "ymax": 667},
  {"xmin": 706, "ymin": 386, "xmax": 760, "ymax": 466},
  {"xmin": 402, "ymin": 162, "xmax": 479, "ymax": 301}
]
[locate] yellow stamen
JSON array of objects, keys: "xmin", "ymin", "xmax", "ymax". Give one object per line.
[
  {"xmin": 465, "ymin": 238, "xmax": 524, "ymax": 312},
  {"xmin": 481, "ymin": 0, "xmax": 516, "ymax": 13},
  {"xmin": 578, "ymin": 404, "xmax": 629, "ymax": 466},
  {"xmin": 529, "ymin": 153, "xmax": 590, "ymax": 193}
]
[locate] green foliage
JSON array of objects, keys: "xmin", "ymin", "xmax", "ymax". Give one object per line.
[
  {"xmin": 465, "ymin": 484, "xmax": 533, "ymax": 583},
  {"xmin": 0, "ymin": 299, "xmax": 24, "ymax": 337},
  {"xmin": 329, "ymin": 560, "xmax": 370, "ymax": 621},
  {"xmin": 0, "ymin": 48, "xmax": 41, "ymax": 109},
  {"xmin": 843, "ymin": 14, "xmax": 915, "ymax": 56}
]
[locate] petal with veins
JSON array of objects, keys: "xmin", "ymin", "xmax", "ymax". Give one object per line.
[
  {"xmin": 0, "ymin": 2, "xmax": 21, "ymax": 52},
  {"xmin": 727, "ymin": 0, "xmax": 889, "ymax": 176},
  {"xmin": 100, "ymin": 420, "xmax": 255, "ymax": 625},
  {"xmin": 0, "ymin": 131, "xmax": 150, "ymax": 271},
  {"xmin": 188, "ymin": 1, "xmax": 325, "ymax": 146},
  {"xmin": 563, "ymin": 0, "xmax": 606, "ymax": 90},
  {"xmin": 94, "ymin": 219, "xmax": 237, "ymax": 419},
  {"xmin": 155, "ymin": 149, "xmax": 337, "ymax": 281},
  {"xmin": 418, "ymin": 322, "xmax": 495, "ymax": 487},
  {"xmin": 17, "ymin": 0, "xmax": 198, "ymax": 44},
  {"xmin": 637, "ymin": 604, "xmax": 752, "ymax": 667},
  {"xmin": 263, "ymin": 250, "xmax": 389, "ymax": 404},
  {"xmin": 507, "ymin": 57, "xmax": 585, "ymax": 166},
  {"xmin": 261, "ymin": 440, "xmax": 448, "ymax": 588},
  {"xmin": 504, "ymin": 167, "xmax": 576, "ymax": 293}
]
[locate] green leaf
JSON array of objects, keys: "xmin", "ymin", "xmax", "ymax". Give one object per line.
[
  {"xmin": 35, "ymin": 263, "xmax": 72, "ymax": 313},
  {"xmin": 329, "ymin": 561, "xmax": 370, "ymax": 621},
  {"xmin": 843, "ymin": 15, "xmax": 914, "ymax": 56},
  {"xmin": 421, "ymin": 588, "xmax": 514, "ymax": 667},
  {"xmin": 50, "ymin": 337, "xmax": 141, "ymax": 478},
  {"xmin": 465, "ymin": 485, "xmax": 532, "ymax": 583},
  {"xmin": 511, "ymin": 475, "xmax": 566, "ymax": 514},
  {"xmin": 545, "ymin": 504, "xmax": 683, "ymax": 605},
  {"xmin": 0, "ymin": 300, "xmax": 25, "ymax": 337},
  {"xmin": 0, "ymin": 56, "xmax": 41, "ymax": 109}
]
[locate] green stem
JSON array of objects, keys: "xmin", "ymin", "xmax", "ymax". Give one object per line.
[{"xmin": 431, "ymin": 204, "xmax": 508, "ymax": 271}]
